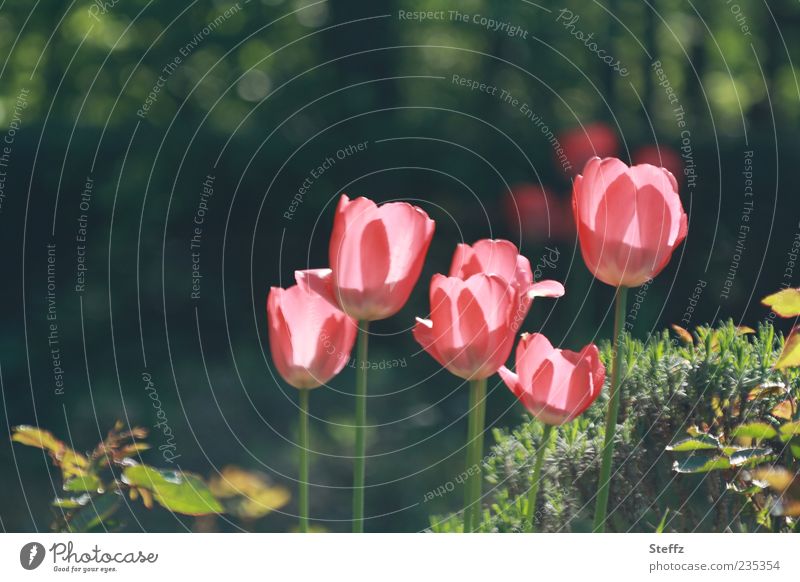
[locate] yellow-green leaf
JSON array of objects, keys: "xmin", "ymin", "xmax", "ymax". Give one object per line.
[
  {"xmin": 762, "ymin": 288, "xmax": 800, "ymax": 318},
  {"xmin": 731, "ymin": 422, "xmax": 778, "ymax": 441},
  {"xmin": 776, "ymin": 326, "xmax": 800, "ymax": 370},
  {"xmin": 672, "ymin": 455, "xmax": 731, "ymax": 473},
  {"xmin": 122, "ymin": 465, "xmax": 223, "ymax": 516},
  {"xmin": 666, "ymin": 435, "xmax": 720, "ymax": 452}
]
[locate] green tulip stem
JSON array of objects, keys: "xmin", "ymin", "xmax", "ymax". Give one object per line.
[
  {"xmin": 526, "ymin": 423, "xmax": 554, "ymax": 532},
  {"xmin": 593, "ymin": 285, "xmax": 629, "ymax": 532},
  {"xmin": 299, "ymin": 388, "xmax": 310, "ymax": 533},
  {"xmin": 464, "ymin": 377, "xmax": 488, "ymax": 532},
  {"xmin": 352, "ymin": 321, "xmax": 370, "ymax": 532}
]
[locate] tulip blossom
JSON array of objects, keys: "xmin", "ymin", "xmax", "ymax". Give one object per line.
[
  {"xmin": 448, "ymin": 239, "xmax": 565, "ymax": 330},
  {"xmin": 267, "ymin": 282, "xmax": 357, "ymax": 389},
  {"xmin": 632, "ymin": 145, "xmax": 683, "ymax": 183},
  {"xmin": 413, "ymin": 273, "xmax": 518, "ymax": 381},
  {"xmin": 572, "ymin": 157, "xmax": 688, "ymax": 288},
  {"xmin": 317, "ymin": 194, "xmax": 436, "ymax": 321},
  {"xmin": 559, "ymin": 122, "xmax": 619, "ymax": 173},
  {"xmin": 504, "ymin": 185, "xmax": 575, "ymax": 243},
  {"xmin": 498, "ymin": 333, "xmax": 605, "ymax": 425}
]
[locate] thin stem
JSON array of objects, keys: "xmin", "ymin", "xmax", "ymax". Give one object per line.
[
  {"xmin": 526, "ymin": 424, "xmax": 554, "ymax": 532},
  {"xmin": 352, "ymin": 321, "xmax": 370, "ymax": 533},
  {"xmin": 593, "ymin": 286, "xmax": 629, "ymax": 532},
  {"xmin": 299, "ymin": 388, "xmax": 310, "ymax": 533},
  {"xmin": 464, "ymin": 377, "xmax": 488, "ymax": 532},
  {"xmin": 462, "ymin": 377, "xmax": 477, "ymax": 531}
]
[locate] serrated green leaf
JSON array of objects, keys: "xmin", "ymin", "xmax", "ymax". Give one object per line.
[
  {"xmin": 731, "ymin": 422, "xmax": 778, "ymax": 441},
  {"xmin": 666, "ymin": 434, "xmax": 720, "ymax": 452},
  {"xmin": 672, "ymin": 455, "xmax": 731, "ymax": 473},
  {"xmin": 729, "ymin": 447, "xmax": 774, "ymax": 467},
  {"xmin": 122, "ymin": 465, "xmax": 223, "ymax": 516}
]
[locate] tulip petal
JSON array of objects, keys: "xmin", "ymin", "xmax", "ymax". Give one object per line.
[{"xmin": 527, "ymin": 280, "xmax": 566, "ymax": 299}]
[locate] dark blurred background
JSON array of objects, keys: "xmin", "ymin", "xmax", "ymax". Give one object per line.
[{"xmin": 1, "ymin": 0, "xmax": 798, "ymax": 532}]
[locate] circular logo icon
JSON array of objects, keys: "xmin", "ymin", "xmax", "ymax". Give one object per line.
[{"xmin": 20, "ymin": 542, "xmax": 45, "ymax": 570}]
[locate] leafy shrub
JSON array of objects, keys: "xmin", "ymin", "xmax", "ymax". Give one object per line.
[{"xmin": 430, "ymin": 321, "xmax": 800, "ymax": 532}]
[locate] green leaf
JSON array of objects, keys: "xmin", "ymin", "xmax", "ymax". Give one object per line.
[
  {"xmin": 122, "ymin": 465, "xmax": 223, "ymax": 516},
  {"xmin": 672, "ymin": 455, "xmax": 731, "ymax": 473},
  {"xmin": 762, "ymin": 288, "xmax": 800, "ymax": 318},
  {"xmin": 728, "ymin": 447, "xmax": 774, "ymax": 467},
  {"xmin": 775, "ymin": 325, "xmax": 800, "ymax": 370},
  {"xmin": 52, "ymin": 494, "xmax": 91, "ymax": 508},
  {"xmin": 11, "ymin": 425, "xmax": 89, "ymax": 478},
  {"xmin": 666, "ymin": 434, "xmax": 720, "ymax": 452},
  {"xmin": 64, "ymin": 474, "xmax": 102, "ymax": 493},
  {"xmin": 731, "ymin": 422, "xmax": 778, "ymax": 441},
  {"xmin": 779, "ymin": 421, "xmax": 800, "ymax": 439},
  {"xmin": 66, "ymin": 492, "xmax": 121, "ymax": 533}
]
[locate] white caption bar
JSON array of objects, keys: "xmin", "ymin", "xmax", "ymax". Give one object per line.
[{"xmin": 0, "ymin": 533, "xmax": 796, "ymax": 580}]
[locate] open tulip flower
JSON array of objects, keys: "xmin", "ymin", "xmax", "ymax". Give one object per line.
[
  {"xmin": 573, "ymin": 156, "xmax": 687, "ymax": 532},
  {"xmin": 449, "ymin": 239, "xmax": 565, "ymax": 328},
  {"xmin": 498, "ymin": 332, "xmax": 604, "ymax": 530},
  {"xmin": 498, "ymin": 333, "xmax": 605, "ymax": 426},
  {"xmin": 267, "ymin": 281, "xmax": 357, "ymax": 389},
  {"xmin": 303, "ymin": 194, "xmax": 436, "ymax": 321},
  {"xmin": 573, "ymin": 156, "xmax": 687, "ymax": 288},
  {"xmin": 413, "ymin": 273, "xmax": 519, "ymax": 380}
]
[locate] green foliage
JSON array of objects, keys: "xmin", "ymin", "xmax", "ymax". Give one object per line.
[
  {"xmin": 431, "ymin": 321, "xmax": 800, "ymax": 533},
  {"xmin": 11, "ymin": 421, "xmax": 222, "ymax": 531}
]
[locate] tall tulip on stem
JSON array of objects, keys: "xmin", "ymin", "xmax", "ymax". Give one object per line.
[
  {"xmin": 498, "ymin": 333, "xmax": 605, "ymax": 531},
  {"xmin": 266, "ymin": 281, "xmax": 357, "ymax": 532},
  {"xmin": 572, "ymin": 157, "xmax": 688, "ymax": 531},
  {"xmin": 300, "ymin": 195, "xmax": 435, "ymax": 532},
  {"xmin": 415, "ymin": 240, "xmax": 564, "ymax": 532}
]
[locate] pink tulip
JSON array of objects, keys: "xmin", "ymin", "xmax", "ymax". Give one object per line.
[
  {"xmin": 632, "ymin": 145, "xmax": 683, "ymax": 182},
  {"xmin": 572, "ymin": 157, "xmax": 688, "ymax": 288},
  {"xmin": 267, "ymin": 281, "xmax": 357, "ymax": 389},
  {"xmin": 316, "ymin": 194, "xmax": 435, "ymax": 321},
  {"xmin": 504, "ymin": 185, "xmax": 575, "ymax": 243},
  {"xmin": 412, "ymin": 273, "xmax": 518, "ymax": 380},
  {"xmin": 498, "ymin": 333, "xmax": 605, "ymax": 425},
  {"xmin": 560, "ymin": 122, "xmax": 619, "ymax": 173},
  {"xmin": 449, "ymin": 239, "xmax": 565, "ymax": 329}
]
